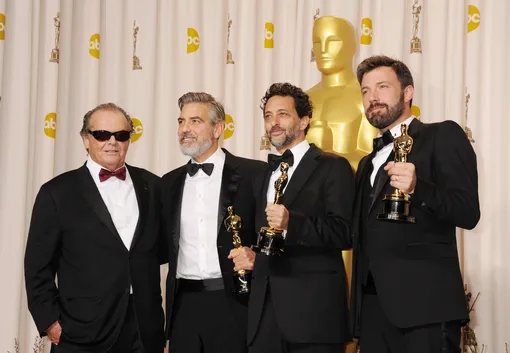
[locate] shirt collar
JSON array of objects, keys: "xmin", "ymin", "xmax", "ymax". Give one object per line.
[
  {"xmin": 387, "ymin": 116, "xmax": 416, "ymax": 139},
  {"xmin": 188, "ymin": 147, "xmax": 225, "ymax": 178},
  {"xmin": 275, "ymin": 139, "xmax": 310, "ymax": 170},
  {"xmin": 86, "ymin": 156, "xmax": 128, "ymax": 183},
  {"xmin": 191, "ymin": 146, "xmax": 225, "ymax": 165}
]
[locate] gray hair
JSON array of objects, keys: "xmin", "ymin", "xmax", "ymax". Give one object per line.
[
  {"xmin": 178, "ymin": 92, "xmax": 226, "ymax": 125},
  {"xmin": 80, "ymin": 102, "xmax": 133, "ymax": 137}
]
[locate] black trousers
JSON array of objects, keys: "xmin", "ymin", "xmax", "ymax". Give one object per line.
[
  {"xmin": 108, "ymin": 295, "xmax": 144, "ymax": 353},
  {"xmin": 169, "ymin": 279, "xmax": 247, "ymax": 353},
  {"xmin": 360, "ymin": 293, "xmax": 461, "ymax": 353},
  {"xmin": 51, "ymin": 295, "xmax": 144, "ymax": 353},
  {"xmin": 249, "ymin": 285, "xmax": 344, "ymax": 353}
]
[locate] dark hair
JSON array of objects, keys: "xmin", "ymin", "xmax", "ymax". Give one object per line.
[
  {"xmin": 356, "ymin": 55, "xmax": 414, "ymax": 106},
  {"xmin": 260, "ymin": 82, "xmax": 314, "ymax": 134},
  {"xmin": 79, "ymin": 103, "xmax": 133, "ymax": 137}
]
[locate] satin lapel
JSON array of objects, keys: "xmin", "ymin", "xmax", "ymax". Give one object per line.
[
  {"xmin": 369, "ymin": 118, "xmax": 423, "ymax": 212},
  {"xmin": 281, "ymin": 146, "xmax": 320, "ymax": 208},
  {"xmin": 75, "ymin": 165, "xmax": 124, "ymax": 246},
  {"xmin": 369, "ymin": 151, "xmax": 394, "ymax": 212},
  {"xmin": 258, "ymin": 166, "xmax": 272, "ymax": 228},
  {"xmin": 170, "ymin": 168, "xmax": 187, "ymax": 250},
  {"xmin": 356, "ymin": 153, "xmax": 374, "ymax": 194},
  {"xmin": 217, "ymin": 151, "xmax": 242, "ymax": 236},
  {"xmin": 127, "ymin": 165, "xmax": 149, "ymax": 251},
  {"xmin": 261, "ymin": 166, "xmax": 272, "ymax": 204},
  {"xmin": 354, "ymin": 153, "xmax": 375, "ymax": 216}
]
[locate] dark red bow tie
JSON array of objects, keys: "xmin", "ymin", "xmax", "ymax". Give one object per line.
[{"xmin": 99, "ymin": 166, "xmax": 126, "ymax": 182}]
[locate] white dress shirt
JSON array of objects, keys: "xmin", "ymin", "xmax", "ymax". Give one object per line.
[
  {"xmin": 86, "ymin": 157, "xmax": 139, "ymax": 250},
  {"xmin": 370, "ymin": 116, "xmax": 415, "ymax": 186},
  {"xmin": 176, "ymin": 147, "xmax": 226, "ymax": 280},
  {"xmin": 266, "ymin": 140, "xmax": 310, "ymax": 237},
  {"xmin": 266, "ymin": 139, "xmax": 310, "ymax": 204},
  {"xmin": 87, "ymin": 158, "xmax": 139, "ymax": 293}
]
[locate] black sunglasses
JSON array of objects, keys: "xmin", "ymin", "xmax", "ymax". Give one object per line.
[{"xmin": 88, "ymin": 130, "xmax": 132, "ymax": 142}]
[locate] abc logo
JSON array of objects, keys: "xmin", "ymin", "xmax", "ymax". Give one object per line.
[
  {"xmin": 187, "ymin": 28, "xmax": 200, "ymax": 53},
  {"xmin": 131, "ymin": 118, "xmax": 143, "ymax": 143},
  {"xmin": 224, "ymin": 114, "xmax": 235, "ymax": 140},
  {"xmin": 467, "ymin": 5, "xmax": 480, "ymax": 33},
  {"xmin": 0, "ymin": 13, "xmax": 5, "ymax": 41},
  {"xmin": 264, "ymin": 22, "xmax": 274, "ymax": 48},
  {"xmin": 360, "ymin": 18, "xmax": 373, "ymax": 45},
  {"xmin": 411, "ymin": 105, "xmax": 421, "ymax": 120},
  {"xmin": 89, "ymin": 33, "xmax": 100, "ymax": 59},
  {"xmin": 44, "ymin": 112, "xmax": 57, "ymax": 139}
]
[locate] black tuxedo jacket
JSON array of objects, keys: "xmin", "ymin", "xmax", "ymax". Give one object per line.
[
  {"xmin": 160, "ymin": 149, "xmax": 267, "ymax": 338},
  {"xmin": 350, "ymin": 119, "xmax": 480, "ymax": 337},
  {"xmin": 247, "ymin": 144, "xmax": 355, "ymax": 344},
  {"xmin": 24, "ymin": 164, "xmax": 165, "ymax": 353}
]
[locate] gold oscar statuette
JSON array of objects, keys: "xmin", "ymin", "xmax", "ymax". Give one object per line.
[
  {"xmin": 465, "ymin": 91, "xmax": 475, "ymax": 143},
  {"xmin": 255, "ymin": 162, "xmax": 289, "ymax": 256},
  {"xmin": 133, "ymin": 20, "xmax": 142, "ymax": 70},
  {"xmin": 410, "ymin": 0, "xmax": 422, "ymax": 53},
  {"xmin": 310, "ymin": 9, "xmax": 320, "ymax": 62},
  {"xmin": 49, "ymin": 12, "xmax": 60, "ymax": 63},
  {"xmin": 377, "ymin": 124, "xmax": 416, "ymax": 223},
  {"xmin": 224, "ymin": 206, "xmax": 251, "ymax": 294},
  {"xmin": 226, "ymin": 14, "xmax": 235, "ymax": 64}
]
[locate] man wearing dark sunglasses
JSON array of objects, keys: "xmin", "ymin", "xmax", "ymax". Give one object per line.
[
  {"xmin": 25, "ymin": 103, "xmax": 165, "ymax": 353},
  {"xmin": 160, "ymin": 92, "xmax": 266, "ymax": 353}
]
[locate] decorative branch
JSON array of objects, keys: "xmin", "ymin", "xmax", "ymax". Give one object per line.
[
  {"xmin": 7, "ymin": 338, "xmax": 20, "ymax": 353},
  {"xmin": 33, "ymin": 337, "xmax": 45, "ymax": 353}
]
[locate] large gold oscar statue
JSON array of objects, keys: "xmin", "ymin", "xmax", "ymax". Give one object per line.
[
  {"xmin": 307, "ymin": 16, "xmax": 377, "ymax": 170},
  {"xmin": 306, "ymin": 16, "xmax": 378, "ymax": 351}
]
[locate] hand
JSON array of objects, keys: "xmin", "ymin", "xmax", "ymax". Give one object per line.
[
  {"xmin": 266, "ymin": 203, "xmax": 289, "ymax": 230},
  {"xmin": 384, "ymin": 161, "xmax": 417, "ymax": 194},
  {"xmin": 46, "ymin": 320, "xmax": 62, "ymax": 345},
  {"xmin": 228, "ymin": 246, "xmax": 256, "ymax": 272}
]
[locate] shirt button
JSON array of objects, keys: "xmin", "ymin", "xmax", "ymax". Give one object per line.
[
  {"xmin": 199, "ymin": 218, "xmax": 203, "ymax": 223},
  {"xmin": 421, "ymin": 201, "xmax": 426, "ymax": 207}
]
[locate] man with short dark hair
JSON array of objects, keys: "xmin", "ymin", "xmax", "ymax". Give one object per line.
[
  {"xmin": 247, "ymin": 83, "xmax": 355, "ymax": 353},
  {"xmin": 24, "ymin": 103, "xmax": 165, "ymax": 353},
  {"xmin": 161, "ymin": 92, "xmax": 266, "ymax": 353},
  {"xmin": 350, "ymin": 55, "xmax": 480, "ymax": 352}
]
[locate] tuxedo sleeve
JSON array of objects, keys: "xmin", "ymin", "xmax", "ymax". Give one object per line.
[
  {"xmin": 24, "ymin": 185, "xmax": 61, "ymax": 336},
  {"xmin": 285, "ymin": 156, "xmax": 355, "ymax": 250},
  {"xmin": 412, "ymin": 120, "xmax": 480, "ymax": 229}
]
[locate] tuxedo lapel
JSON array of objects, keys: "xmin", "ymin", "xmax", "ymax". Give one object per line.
[
  {"xmin": 170, "ymin": 167, "xmax": 187, "ymax": 250},
  {"xmin": 356, "ymin": 153, "xmax": 374, "ymax": 194},
  {"xmin": 369, "ymin": 152, "xmax": 394, "ymax": 212},
  {"xmin": 127, "ymin": 165, "xmax": 149, "ymax": 251},
  {"xmin": 281, "ymin": 145, "xmax": 320, "ymax": 208},
  {"xmin": 217, "ymin": 150, "xmax": 242, "ymax": 236},
  {"xmin": 75, "ymin": 165, "xmax": 124, "ymax": 247},
  {"xmin": 369, "ymin": 118, "xmax": 423, "ymax": 213},
  {"xmin": 257, "ymin": 166, "xmax": 272, "ymax": 228},
  {"xmin": 354, "ymin": 153, "xmax": 375, "ymax": 224}
]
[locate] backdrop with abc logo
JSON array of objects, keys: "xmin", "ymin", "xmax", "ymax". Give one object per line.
[{"xmin": 0, "ymin": 0, "xmax": 508, "ymax": 352}]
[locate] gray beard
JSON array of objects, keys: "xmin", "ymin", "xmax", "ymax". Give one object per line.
[
  {"xmin": 179, "ymin": 138, "xmax": 213, "ymax": 158},
  {"xmin": 269, "ymin": 126, "xmax": 299, "ymax": 149}
]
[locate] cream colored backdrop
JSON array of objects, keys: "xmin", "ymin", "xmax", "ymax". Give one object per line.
[{"xmin": 0, "ymin": 0, "xmax": 508, "ymax": 352}]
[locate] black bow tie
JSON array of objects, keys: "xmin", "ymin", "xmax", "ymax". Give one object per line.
[
  {"xmin": 186, "ymin": 163, "xmax": 214, "ymax": 176},
  {"xmin": 373, "ymin": 130, "xmax": 394, "ymax": 152},
  {"xmin": 268, "ymin": 149, "xmax": 294, "ymax": 171}
]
